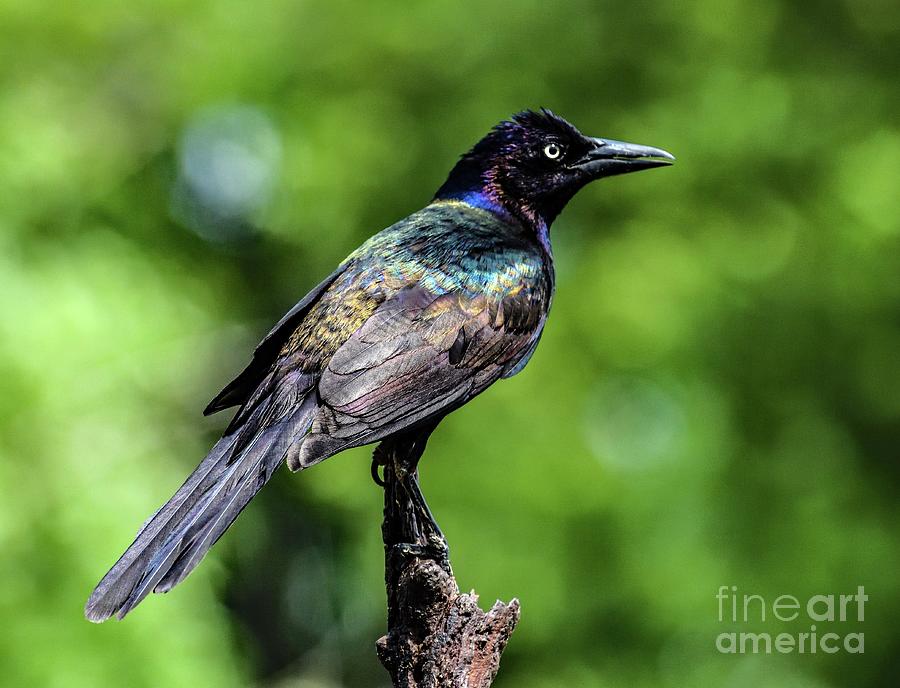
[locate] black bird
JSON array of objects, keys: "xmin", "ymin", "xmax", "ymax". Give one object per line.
[{"xmin": 85, "ymin": 109, "xmax": 673, "ymax": 621}]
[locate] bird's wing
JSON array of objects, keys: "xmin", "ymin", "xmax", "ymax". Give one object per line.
[
  {"xmin": 204, "ymin": 263, "xmax": 350, "ymax": 416},
  {"xmin": 293, "ymin": 284, "xmax": 543, "ymax": 468}
]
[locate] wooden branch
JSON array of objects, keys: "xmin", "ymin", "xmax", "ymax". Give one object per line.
[{"xmin": 374, "ymin": 441, "xmax": 520, "ymax": 687}]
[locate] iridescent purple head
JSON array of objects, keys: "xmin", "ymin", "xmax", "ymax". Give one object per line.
[{"xmin": 435, "ymin": 108, "xmax": 674, "ymax": 230}]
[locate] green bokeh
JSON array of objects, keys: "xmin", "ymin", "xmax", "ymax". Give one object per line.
[{"xmin": 1, "ymin": 1, "xmax": 898, "ymax": 686}]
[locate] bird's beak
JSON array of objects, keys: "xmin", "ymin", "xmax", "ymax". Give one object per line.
[{"xmin": 573, "ymin": 137, "xmax": 675, "ymax": 179}]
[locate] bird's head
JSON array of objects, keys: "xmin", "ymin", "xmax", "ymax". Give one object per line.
[{"xmin": 435, "ymin": 108, "xmax": 674, "ymax": 232}]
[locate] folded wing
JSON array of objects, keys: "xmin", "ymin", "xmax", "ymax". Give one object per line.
[{"xmin": 292, "ymin": 284, "xmax": 542, "ymax": 469}]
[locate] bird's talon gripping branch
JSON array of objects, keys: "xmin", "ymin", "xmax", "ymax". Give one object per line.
[
  {"xmin": 391, "ymin": 542, "xmax": 429, "ymax": 557},
  {"xmin": 426, "ymin": 531, "xmax": 448, "ymax": 552}
]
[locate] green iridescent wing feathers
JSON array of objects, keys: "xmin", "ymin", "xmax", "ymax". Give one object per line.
[{"xmin": 290, "ymin": 281, "xmax": 543, "ymax": 468}]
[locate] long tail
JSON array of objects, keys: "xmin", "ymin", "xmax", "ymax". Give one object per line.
[{"xmin": 85, "ymin": 386, "xmax": 317, "ymax": 622}]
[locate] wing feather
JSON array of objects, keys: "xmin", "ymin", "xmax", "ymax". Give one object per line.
[{"xmin": 291, "ymin": 285, "xmax": 540, "ymax": 468}]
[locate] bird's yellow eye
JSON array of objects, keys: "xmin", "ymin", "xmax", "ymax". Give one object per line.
[{"xmin": 543, "ymin": 143, "xmax": 562, "ymax": 160}]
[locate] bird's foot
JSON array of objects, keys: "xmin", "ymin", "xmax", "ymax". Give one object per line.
[{"xmin": 390, "ymin": 539, "xmax": 451, "ymax": 569}]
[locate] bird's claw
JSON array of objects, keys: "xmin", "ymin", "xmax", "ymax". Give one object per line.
[
  {"xmin": 371, "ymin": 458, "xmax": 386, "ymax": 487},
  {"xmin": 391, "ymin": 539, "xmax": 449, "ymax": 563}
]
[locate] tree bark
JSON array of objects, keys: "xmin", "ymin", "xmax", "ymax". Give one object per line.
[{"xmin": 373, "ymin": 440, "xmax": 520, "ymax": 687}]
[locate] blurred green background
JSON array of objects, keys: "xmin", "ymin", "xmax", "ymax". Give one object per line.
[{"xmin": 1, "ymin": 0, "xmax": 898, "ymax": 686}]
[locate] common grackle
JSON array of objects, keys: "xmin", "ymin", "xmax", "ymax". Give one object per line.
[{"xmin": 85, "ymin": 109, "xmax": 673, "ymax": 621}]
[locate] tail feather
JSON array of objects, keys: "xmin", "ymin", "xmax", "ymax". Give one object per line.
[
  {"xmin": 85, "ymin": 387, "xmax": 317, "ymax": 622},
  {"xmin": 155, "ymin": 408, "xmax": 302, "ymax": 593},
  {"xmin": 84, "ymin": 434, "xmax": 239, "ymax": 622}
]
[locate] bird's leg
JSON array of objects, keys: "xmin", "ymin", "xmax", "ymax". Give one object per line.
[
  {"xmin": 395, "ymin": 467, "xmax": 448, "ymax": 561},
  {"xmin": 387, "ymin": 467, "xmax": 450, "ymax": 576},
  {"xmin": 378, "ymin": 421, "xmax": 450, "ymax": 570}
]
